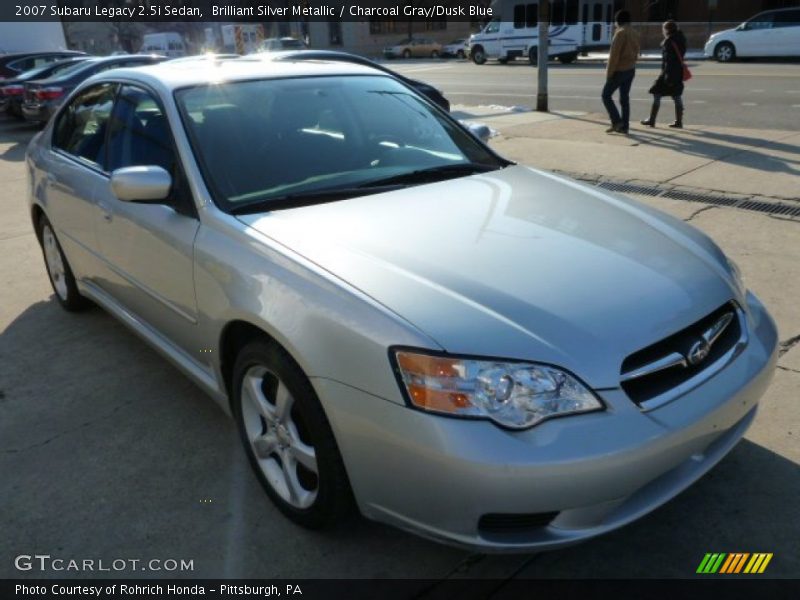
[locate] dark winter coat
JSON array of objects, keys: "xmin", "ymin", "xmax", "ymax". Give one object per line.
[{"xmin": 648, "ymin": 30, "xmax": 687, "ymax": 97}]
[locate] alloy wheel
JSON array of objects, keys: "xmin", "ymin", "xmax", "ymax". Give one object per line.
[
  {"xmin": 240, "ymin": 365, "xmax": 318, "ymax": 509},
  {"xmin": 42, "ymin": 224, "xmax": 68, "ymax": 301}
]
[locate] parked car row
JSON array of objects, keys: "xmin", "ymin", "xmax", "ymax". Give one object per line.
[
  {"xmin": 384, "ymin": 37, "xmax": 471, "ymax": 60},
  {"xmin": 2, "ymin": 49, "xmax": 455, "ymax": 127}
]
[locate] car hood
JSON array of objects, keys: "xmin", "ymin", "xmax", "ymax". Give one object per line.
[{"xmin": 238, "ymin": 166, "xmax": 737, "ymax": 388}]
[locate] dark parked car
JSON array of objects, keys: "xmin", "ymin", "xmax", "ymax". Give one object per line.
[
  {"xmin": 0, "ymin": 57, "xmax": 89, "ymax": 119},
  {"xmin": 21, "ymin": 54, "xmax": 166, "ymax": 124},
  {"xmin": 259, "ymin": 50, "xmax": 451, "ymax": 112},
  {"xmin": 0, "ymin": 51, "xmax": 86, "ymax": 80}
]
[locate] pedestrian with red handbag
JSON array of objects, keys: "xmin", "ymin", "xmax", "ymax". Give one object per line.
[{"xmin": 641, "ymin": 20, "xmax": 691, "ymax": 129}]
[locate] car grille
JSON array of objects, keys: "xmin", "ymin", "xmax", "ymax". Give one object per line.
[{"xmin": 620, "ymin": 301, "xmax": 744, "ymax": 406}]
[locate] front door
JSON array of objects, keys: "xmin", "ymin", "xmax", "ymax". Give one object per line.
[{"xmin": 94, "ymin": 84, "xmax": 200, "ymax": 354}]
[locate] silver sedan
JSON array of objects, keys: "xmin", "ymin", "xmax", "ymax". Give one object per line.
[{"xmin": 26, "ymin": 58, "xmax": 778, "ymax": 552}]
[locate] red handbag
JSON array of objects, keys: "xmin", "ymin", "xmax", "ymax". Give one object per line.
[{"xmin": 672, "ymin": 40, "xmax": 692, "ymax": 82}]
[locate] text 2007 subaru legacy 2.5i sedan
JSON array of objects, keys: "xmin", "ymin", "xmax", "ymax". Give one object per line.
[{"xmin": 26, "ymin": 58, "xmax": 777, "ymax": 551}]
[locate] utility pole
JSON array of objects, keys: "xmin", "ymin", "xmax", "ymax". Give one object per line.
[{"xmin": 536, "ymin": 0, "xmax": 550, "ymax": 112}]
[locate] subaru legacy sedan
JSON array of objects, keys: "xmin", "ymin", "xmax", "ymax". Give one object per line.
[{"xmin": 26, "ymin": 59, "xmax": 777, "ymax": 551}]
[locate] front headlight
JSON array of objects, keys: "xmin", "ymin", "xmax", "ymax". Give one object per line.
[{"xmin": 393, "ymin": 349, "xmax": 603, "ymax": 430}]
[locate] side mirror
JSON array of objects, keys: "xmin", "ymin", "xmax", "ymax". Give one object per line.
[
  {"xmin": 459, "ymin": 120, "xmax": 492, "ymax": 143},
  {"xmin": 110, "ymin": 166, "xmax": 172, "ymax": 203}
]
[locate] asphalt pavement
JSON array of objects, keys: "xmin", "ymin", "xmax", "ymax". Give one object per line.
[
  {"xmin": 1, "ymin": 92, "xmax": 798, "ymax": 582},
  {"xmin": 389, "ymin": 58, "xmax": 800, "ymax": 131}
]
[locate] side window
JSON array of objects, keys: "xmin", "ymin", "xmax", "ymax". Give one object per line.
[
  {"xmin": 53, "ymin": 83, "xmax": 118, "ymax": 169},
  {"xmin": 775, "ymin": 10, "xmax": 800, "ymax": 27},
  {"xmin": 107, "ymin": 85, "xmax": 175, "ymax": 174},
  {"xmin": 747, "ymin": 13, "xmax": 774, "ymax": 30}
]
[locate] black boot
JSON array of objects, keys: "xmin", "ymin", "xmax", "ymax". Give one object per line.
[
  {"xmin": 640, "ymin": 104, "xmax": 659, "ymax": 127},
  {"xmin": 669, "ymin": 107, "xmax": 683, "ymax": 128}
]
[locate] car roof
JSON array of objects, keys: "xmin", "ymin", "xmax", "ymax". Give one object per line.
[
  {"xmin": 29, "ymin": 54, "xmax": 165, "ymax": 83},
  {"xmin": 86, "ymin": 57, "xmax": 389, "ymax": 93},
  {"xmin": 0, "ymin": 51, "xmax": 83, "ymax": 64}
]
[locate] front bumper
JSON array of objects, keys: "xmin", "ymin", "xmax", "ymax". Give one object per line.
[
  {"xmin": 704, "ymin": 39, "xmax": 716, "ymax": 58},
  {"xmin": 314, "ymin": 291, "xmax": 777, "ymax": 552}
]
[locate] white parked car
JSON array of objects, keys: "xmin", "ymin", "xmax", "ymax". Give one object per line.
[{"xmin": 705, "ymin": 7, "xmax": 800, "ymax": 62}]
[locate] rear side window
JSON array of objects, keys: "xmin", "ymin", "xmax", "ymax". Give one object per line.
[
  {"xmin": 774, "ymin": 10, "xmax": 800, "ymax": 27},
  {"xmin": 107, "ymin": 85, "xmax": 175, "ymax": 173},
  {"xmin": 53, "ymin": 83, "xmax": 118, "ymax": 169}
]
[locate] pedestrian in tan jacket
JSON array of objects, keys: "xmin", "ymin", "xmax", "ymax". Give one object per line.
[{"xmin": 602, "ymin": 10, "xmax": 640, "ymax": 134}]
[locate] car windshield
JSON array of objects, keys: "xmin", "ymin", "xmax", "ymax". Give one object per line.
[
  {"xmin": 281, "ymin": 39, "xmax": 305, "ymax": 48},
  {"xmin": 176, "ymin": 75, "xmax": 505, "ymax": 211}
]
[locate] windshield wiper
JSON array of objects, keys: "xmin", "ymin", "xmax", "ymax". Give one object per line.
[
  {"xmin": 229, "ymin": 184, "xmax": 404, "ymax": 215},
  {"xmin": 359, "ymin": 163, "xmax": 502, "ymax": 188}
]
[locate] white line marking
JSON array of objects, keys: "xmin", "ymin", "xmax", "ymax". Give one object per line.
[
  {"xmin": 691, "ymin": 100, "xmax": 707, "ymax": 104},
  {"xmin": 751, "ymin": 89, "xmax": 765, "ymax": 93},
  {"xmin": 792, "ymin": 104, "xmax": 800, "ymax": 108},
  {"xmin": 741, "ymin": 102, "xmax": 758, "ymax": 106}
]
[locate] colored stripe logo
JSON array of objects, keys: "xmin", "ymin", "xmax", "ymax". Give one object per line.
[{"xmin": 697, "ymin": 553, "xmax": 773, "ymax": 574}]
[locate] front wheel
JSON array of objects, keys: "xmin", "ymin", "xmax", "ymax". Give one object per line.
[
  {"xmin": 528, "ymin": 47, "xmax": 539, "ymax": 66},
  {"xmin": 714, "ymin": 42, "xmax": 736, "ymax": 63},
  {"xmin": 37, "ymin": 214, "xmax": 90, "ymax": 311},
  {"xmin": 471, "ymin": 46, "xmax": 486, "ymax": 65},
  {"xmin": 402, "ymin": 49, "xmax": 411, "ymax": 59},
  {"xmin": 233, "ymin": 340, "xmax": 354, "ymax": 529},
  {"xmin": 430, "ymin": 50, "xmax": 439, "ymax": 58}
]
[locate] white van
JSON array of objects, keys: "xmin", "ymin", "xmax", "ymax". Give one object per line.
[
  {"xmin": 469, "ymin": 0, "xmax": 616, "ymax": 65},
  {"xmin": 141, "ymin": 32, "xmax": 186, "ymax": 58},
  {"xmin": 705, "ymin": 7, "xmax": 800, "ymax": 62}
]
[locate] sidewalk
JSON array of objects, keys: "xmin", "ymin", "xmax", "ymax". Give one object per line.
[
  {"xmin": 453, "ymin": 104, "xmax": 800, "ymax": 203},
  {"xmin": 580, "ymin": 50, "xmax": 707, "ymax": 62}
]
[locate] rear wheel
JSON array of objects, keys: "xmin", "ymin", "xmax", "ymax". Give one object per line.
[
  {"xmin": 714, "ymin": 42, "xmax": 735, "ymax": 62},
  {"xmin": 528, "ymin": 47, "xmax": 539, "ymax": 66},
  {"xmin": 431, "ymin": 50, "xmax": 439, "ymax": 58},
  {"xmin": 232, "ymin": 339, "xmax": 354, "ymax": 529},
  {"xmin": 471, "ymin": 46, "xmax": 486, "ymax": 65},
  {"xmin": 457, "ymin": 49, "xmax": 465, "ymax": 59},
  {"xmin": 402, "ymin": 49, "xmax": 411, "ymax": 59},
  {"xmin": 559, "ymin": 52, "xmax": 578, "ymax": 64},
  {"xmin": 37, "ymin": 214, "xmax": 90, "ymax": 311},
  {"xmin": 498, "ymin": 57, "xmax": 508, "ymax": 64}
]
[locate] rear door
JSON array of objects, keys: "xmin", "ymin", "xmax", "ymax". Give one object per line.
[
  {"xmin": 46, "ymin": 82, "xmax": 119, "ymax": 280},
  {"xmin": 94, "ymin": 83, "xmax": 200, "ymax": 353}
]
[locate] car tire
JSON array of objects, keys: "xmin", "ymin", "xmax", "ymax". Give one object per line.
[
  {"xmin": 529, "ymin": 47, "xmax": 539, "ymax": 66},
  {"xmin": 471, "ymin": 46, "xmax": 486, "ymax": 65},
  {"xmin": 232, "ymin": 339, "xmax": 354, "ymax": 529},
  {"xmin": 402, "ymin": 49, "xmax": 411, "ymax": 59},
  {"xmin": 498, "ymin": 57, "xmax": 509, "ymax": 64},
  {"xmin": 37, "ymin": 214, "xmax": 90, "ymax": 312},
  {"xmin": 714, "ymin": 42, "xmax": 736, "ymax": 63},
  {"xmin": 559, "ymin": 52, "xmax": 578, "ymax": 64},
  {"xmin": 457, "ymin": 50, "xmax": 465, "ymax": 59},
  {"xmin": 431, "ymin": 50, "xmax": 439, "ymax": 58}
]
